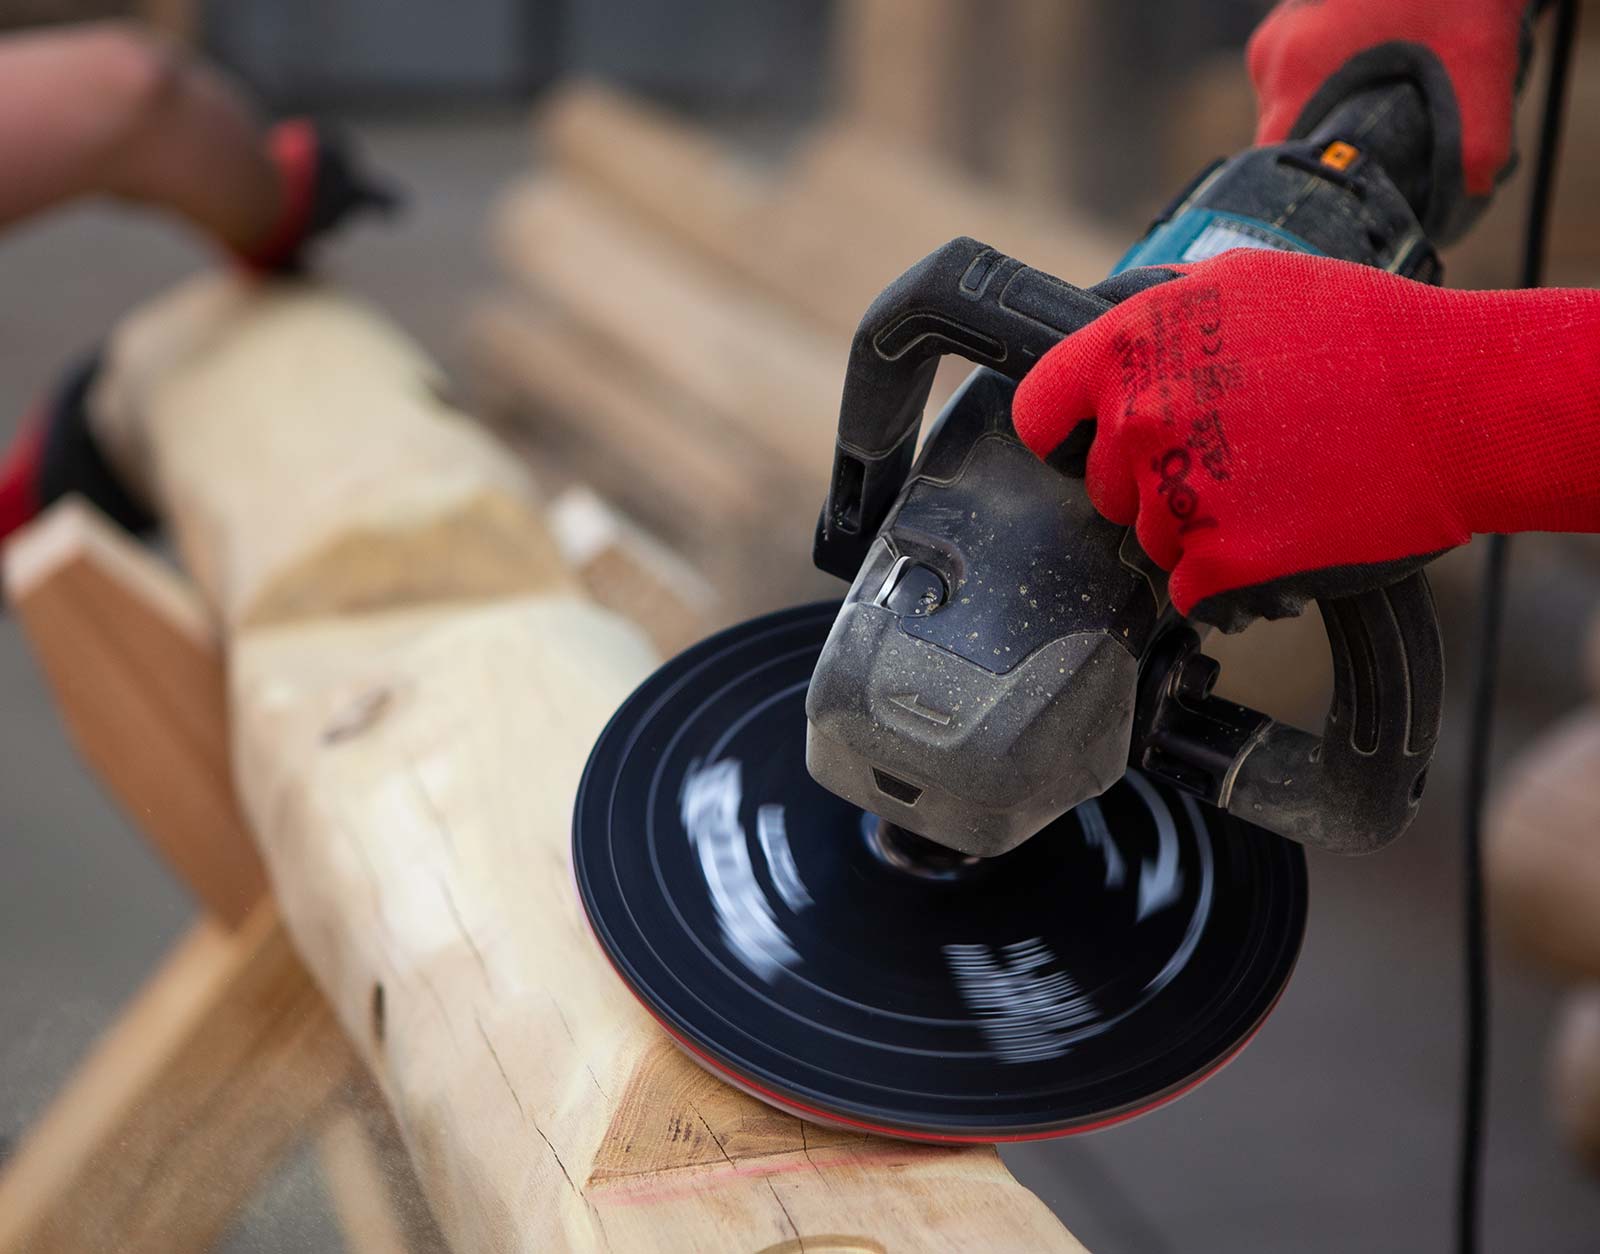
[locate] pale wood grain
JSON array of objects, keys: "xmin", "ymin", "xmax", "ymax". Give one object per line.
[{"xmin": 96, "ymin": 273, "xmax": 1086, "ymax": 1250}]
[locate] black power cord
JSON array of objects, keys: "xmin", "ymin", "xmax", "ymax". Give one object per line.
[{"xmin": 1456, "ymin": 3, "xmax": 1579, "ymax": 1251}]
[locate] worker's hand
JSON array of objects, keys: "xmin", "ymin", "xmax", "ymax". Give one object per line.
[
  {"xmin": 1011, "ymin": 249, "xmax": 1600, "ymax": 632},
  {"xmin": 1247, "ymin": 0, "xmax": 1534, "ymax": 243},
  {"xmin": 236, "ymin": 119, "xmax": 399, "ymax": 272}
]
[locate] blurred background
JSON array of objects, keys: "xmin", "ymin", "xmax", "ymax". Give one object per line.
[{"xmin": 3, "ymin": 1, "xmax": 1600, "ymax": 1250}]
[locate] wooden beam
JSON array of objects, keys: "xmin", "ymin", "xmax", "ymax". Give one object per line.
[
  {"xmin": 93, "ymin": 271, "xmax": 1087, "ymax": 1251},
  {"xmin": 3, "ymin": 499, "xmax": 266, "ymax": 926},
  {"xmin": 0, "ymin": 905, "xmax": 353, "ymax": 1254}
]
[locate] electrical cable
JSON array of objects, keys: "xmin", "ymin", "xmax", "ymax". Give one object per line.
[{"xmin": 1456, "ymin": 3, "xmax": 1578, "ymax": 1250}]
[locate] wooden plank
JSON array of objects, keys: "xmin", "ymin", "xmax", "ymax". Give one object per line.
[
  {"xmin": 836, "ymin": 0, "xmax": 976, "ymax": 158},
  {"xmin": 3, "ymin": 499, "xmax": 267, "ymax": 926},
  {"xmin": 536, "ymin": 82, "xmax": 862, "ymax": 335},
  {"xmin": 464, "ymin": 296, "xmax": 832, "ymax": 618},
  {"xmin": 0, "ymin": 905, "xmax": 355, "ymax": 1254},
  {"xmin": 465, "ymin": 294, "xmax": 783, "ymax": 545},
  {"xmin": 534, "ymin": 81, "xmax": 1121, "ymax": 337},
  {"xmin": 319, "ymin": 1077, "xmax": 451, "ymax": 1254},
  {"xmin": 549, "ymin": 484, "xmax": 717, "ymax": 655},
  {"xmin": 491, "ymin": 175, "xmax": 841, "ymax": 489},
  {"xmin": 93, "ymin": 271, "xmax": 1088, "ymax": 1251},
  {"xmin": 790, "ymin": 124, "xmax": 1121, "ymax": 288}
]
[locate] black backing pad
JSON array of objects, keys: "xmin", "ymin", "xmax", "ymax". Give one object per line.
[{"xmin": 574, "ymin": 602, "xmax": 1307, "ymax": 1142}]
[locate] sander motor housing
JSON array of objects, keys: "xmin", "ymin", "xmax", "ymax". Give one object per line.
[{"xmin": 807, "ymin": 85, "xmax": 1447, "ymax": 858}]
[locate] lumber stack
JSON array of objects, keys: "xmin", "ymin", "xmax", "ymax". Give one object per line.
[{"xmin": 465, "ymin": 78, "xmax": 1124, "ymax": 630}]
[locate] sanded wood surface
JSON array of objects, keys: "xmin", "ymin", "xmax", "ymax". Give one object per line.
[{"xmin": 95, "ymin": 273, "xmax": 1084, "ymax": 1251}]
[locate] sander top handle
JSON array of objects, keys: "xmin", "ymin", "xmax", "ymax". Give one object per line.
[{"xmin": 812, "ymin": 81, "xmax": 1447, "ymax": 855}]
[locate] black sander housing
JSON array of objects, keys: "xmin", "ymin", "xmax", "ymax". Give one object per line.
[{"xmin": 806, "ymin": 84, "xmax": 1448, "ymax": 858}]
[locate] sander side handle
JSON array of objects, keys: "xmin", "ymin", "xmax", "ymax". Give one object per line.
[{"xmin": 813, "ymin": 237, "xmax": 1110, "ymax": 580}]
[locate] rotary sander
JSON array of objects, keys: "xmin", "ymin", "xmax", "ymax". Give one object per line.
[{"xmin": 575, "ymin": 81, "xmax": 1446, "ymax": 1142}]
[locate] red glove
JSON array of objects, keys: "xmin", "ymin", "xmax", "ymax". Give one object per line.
[
  {"xmin": 1247, "ymin": 0, "xmax": 1534, "ymax": 242},
  {"xmin": 235, "ymin": 119, "xmax": 398, "ymax": 273},
  {"xmin": 0, "ymin": 356, "xmax": 153, "ymax": 551},
  {"xmin": 1011, "ymin": 250, "xmax": 1600, "ymax": 631}
]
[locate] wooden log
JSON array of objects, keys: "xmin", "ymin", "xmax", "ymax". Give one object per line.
[
  {"xmin": 1487, "ymin": 709, "xmax": 1600, "ymax": 978},
  {"xmin": 94, "ymin": 272, "xmax": 1084, "ymax": 1251},
  {"xmin": 0, "ymin": 905, "xmax": 354, "ymax": 1254},
  {"xmin": 2, "ymin": 499, "xmax": 266, "ymax": 926}
]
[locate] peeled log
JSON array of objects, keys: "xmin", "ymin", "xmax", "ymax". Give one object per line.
[{"xmin": 90, "ymin": 272, "xmax": 1085, "ymax": 1252}]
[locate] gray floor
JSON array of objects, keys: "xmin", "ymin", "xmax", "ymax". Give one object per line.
[{"xmin": 2, "ymin": 112, "xmax": 1598, "ymax": 1253}]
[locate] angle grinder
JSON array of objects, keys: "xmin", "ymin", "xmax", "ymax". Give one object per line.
[{"xmin": 575, "ymin": 81, "xmax": 1447, "ymax": 1142}]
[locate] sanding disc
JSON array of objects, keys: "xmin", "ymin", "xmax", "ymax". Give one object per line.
[{"xmin": 574, "ymin": 602, "xmax": 1307, "ymax": 1143}]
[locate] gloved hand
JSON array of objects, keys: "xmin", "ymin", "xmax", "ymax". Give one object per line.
[
  {"xmin": 235, "ymin": 118, "xmax": 399, "ymax": 272},
  {"xmin": 1011, "ymin": 249, "xmax": 1600, "ymax": 632},
  {"xmin": 0, "ymin": 355, "xmax": 153, "ymax": 548},
  {"xmin": 1248, "ymin": 0, "xmax": 1536, "ymax": 243}
]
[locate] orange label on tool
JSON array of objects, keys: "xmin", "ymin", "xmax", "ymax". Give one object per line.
[{"xmin": 1320, "ymin": 141, "xmax": 1359, "ymax": 171}]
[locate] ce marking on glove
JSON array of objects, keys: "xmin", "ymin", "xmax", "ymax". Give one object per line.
[{"xmin": 1152, "ymin": 448, "xmax": 1219, "ymax": 536}]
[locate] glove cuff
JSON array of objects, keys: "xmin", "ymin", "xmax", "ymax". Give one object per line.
[{"xmin": 235, "ymin": 118, "xmax": 320, "ymax": 273}]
